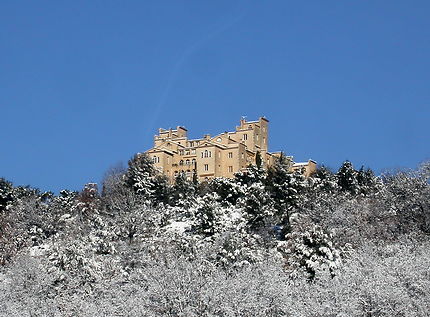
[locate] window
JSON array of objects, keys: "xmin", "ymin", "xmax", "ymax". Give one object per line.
[
  {"xmin": 263, "ymin": 137, "xmax": 266, "ymax": 144},
  {"xmin": 241, "ymin": 153, "xmax": 244, "ymax": 159},
  {"xmin": 228, "ymin": 166, "xmax": 233, "ymax": 173},
  {"xmin": 217, "ymin": 137, "xmax": 222, "ymax": 142},
  {"xmin": 228, "ymin": 152, "xmax": 233, "ymax": 158},
  {"xmin": 256, "ymin": 134, "xmax": 259, "ymax": 141},
  {"xmin": 186, "ymin": 150, "xmax": 190, "ymax": 155},
  {"xmin": 153, "ymin": 156, "xmax": 160, "ymax": 163},
  {"xmin": 192, "ymin": 159, "xmax": 196, "ymax": 165},
  {"xmin": 204, "ymin": 164, "xmax": 209, "ymax": 171},
  {"xmin": 243, "ymin": 134, "xmax": 248, "ymax": 141},
  {"xmin": 190, "ymin": 142, "xmax": 194, "ymax": 147},
  {"xmin": 248, "ymin": 125, "xmax": 252, "ymax": 129},
  {"xmin": 191, "ymin": 149, "xmax": 196, "ymax": 154},
  {"xmin": 204, "ymin": 150, "xmax": 211, "ymax": 158},
  {"xmin": 186, "ymin": 159, "xmax": 190, "ymax": 165},
  {"xmin": 179, "ymin": 160, "xmax": 184, "ymax": 166}
]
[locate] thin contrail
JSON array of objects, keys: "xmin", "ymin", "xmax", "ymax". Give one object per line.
[{"xmin": 147, "ymin": 8, "xmax": 248, "ymax": 133}]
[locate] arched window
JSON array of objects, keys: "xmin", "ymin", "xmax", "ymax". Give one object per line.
[
  {"xmin": 186, "ymin": 159, "xmax": 190, "ymax": 165},
  {"xmin": 204, "ymin": 150, "xmax": 208, "ymax": 158},
  {"xmin": 192, "ymin": 159, "xmax": 196, "ymax": 165},
  {"xmin": 179, "ymin": 160, "xmax": 184, "ymax": 166}
]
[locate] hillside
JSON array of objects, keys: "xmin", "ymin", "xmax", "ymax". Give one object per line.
[{"xmin": 1, "ymin": 155, "xmax": 429, "ymax": 316}]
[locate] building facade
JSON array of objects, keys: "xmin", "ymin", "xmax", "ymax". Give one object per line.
[{"xmin": 146, "ymin": 117, "xmax": 316, "ymax": 181}]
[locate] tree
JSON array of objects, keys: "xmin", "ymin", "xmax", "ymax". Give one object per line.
[
  {"xmin": 255, "ymin": 151, "xmax": 263, "ymax": 169},
  {"xmin": 237, "ymin": 182, "xmax": 273, "ymax": 231},
  {"xmin": 170, "ymin": 172, "xmax": 195, "ymax": 207},
  {"xmin": 235, "ymin": 164, "xmax": 266, "ymax": 187},
  {"xmin": 124, "ymin": 153, "xmax": 156, "ymax": 199},
  {"xmin": 356, "ymin": 166, "xmax": 379, "ymax": 195},
  {"xmin": 266, "ymin": 153, "xmax": 305, "ymax": 235},
  {"xmin": 0, "ymin": 177, "xmax": 14, "ymax": 213},
  {"xmin": 337, "ymin": 160, "xmax": 359, "ymax": 194}
]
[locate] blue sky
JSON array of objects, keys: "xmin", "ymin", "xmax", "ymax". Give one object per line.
[{"xmin": 1, "ymin": 1, "xmax": 429, "ymax": 192}]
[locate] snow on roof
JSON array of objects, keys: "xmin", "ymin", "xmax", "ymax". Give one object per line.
[{"xmin": 293, "ymin": 162, "xmax": 309, "ymax": 167}]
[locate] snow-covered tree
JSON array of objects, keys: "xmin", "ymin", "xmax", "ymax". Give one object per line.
[
  {"xmin": 237, "ymin": 182, "xmax": 274, "ymax": 231},
  {"xmin": 0, "ymin": 178, "xmax": 14, "ymax": 213},
  {"xmin": 278, "ymin": 224, "xmax": 343, "ymax": 279},
  {"xmin": 170, "ymin": 171, "xmax": 196, "ymax": 207},
  {"xmin": 266, "ymin": 155, "xmax": 307, "ymax": 235},
  {"xmin": 337, "ymin": 160, "xmax": 359, "ymax": 194},
  {"xmin": 235, "ymin": 164, "xmax": 266, "ymax": 186},
  {"xmin": 124, "ymin": 153, "xmax": 156, "ymax": 198},
  {"xmin": 208, "ymin": 177, "xmax": 244, "ymax": 205}
]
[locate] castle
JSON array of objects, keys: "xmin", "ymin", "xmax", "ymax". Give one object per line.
[{"xmin": 146, "ymin": 117, "xmax": 316, "ymax": 181}]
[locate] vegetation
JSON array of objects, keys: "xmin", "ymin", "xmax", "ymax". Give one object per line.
[{"xmin": 0, "ymin": 155, "xmax": 429, "ymax": 316}]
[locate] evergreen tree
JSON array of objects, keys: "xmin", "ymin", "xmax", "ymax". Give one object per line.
[
  {"xmin": 152, "ymin": 174, "xmax": 172, "ymax": 205},
  {"xmin": 235, "ymin": 164, "xmax": 266, "ymax": 186},
  {"xmin": 313, "ymin": 166, "xmax": 339, "ymax": 193},
  {"xmin": 237, "ymin": 182, "xmax": 273, "ymax": 231},
  {"xmin": 171, "ymin": 172, "xmax": 195, "ymax": 206},
  {"xmin": 0, "ymin": 178, "xmax": 14, "ymax": 213},
  {"xmin": 337, "ymin": 161, "xmax": 360, "ymax": 194},
  {"xmin": 356, "ymin": 166, "xmax": 379, "ymax": 195},
  {"xmin": 255, "ymin": 151, "xmax": 263, "ymax": 169},
  {"xmin": 208, "ymin": 177, "xmax": 243, "ymax": 206},
  {"xmin": 124, "ymin": 153, "xmax": 156, "ymax": 199},
  {"xmin": 192, "ymin": 193, "xmax": 223, "ymax": 236},
  {"xmin": 266, "ymin": 153, "xmax": 304, "ymax": 235}
]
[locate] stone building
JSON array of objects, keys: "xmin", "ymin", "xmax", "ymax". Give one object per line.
[{"xmin": 146, "ymin": 117, "xmax": 316, "ymax": 181}]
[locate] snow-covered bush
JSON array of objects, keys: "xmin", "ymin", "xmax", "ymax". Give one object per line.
[
  {"xmin": 278, "ymin": 224, "xmax": 344, "ymax": 279},
  {"xmin": 237, "ymin": 181, "xmax": 274, "ymax": 230}
]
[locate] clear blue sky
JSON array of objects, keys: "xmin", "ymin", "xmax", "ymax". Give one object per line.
[{"xmin": 1, "ymin": 1, "xmax": 429, "ymax": 193}]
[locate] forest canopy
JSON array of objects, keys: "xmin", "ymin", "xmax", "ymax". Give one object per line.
[{"xmin": 1, "ymin": 156, "xmax": 429, "ymax": 316}]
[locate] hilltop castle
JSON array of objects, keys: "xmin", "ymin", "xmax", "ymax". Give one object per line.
[{"xmin": 146, "ymin": 117, "xmax": 316, "ymax": 181}]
